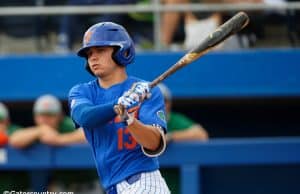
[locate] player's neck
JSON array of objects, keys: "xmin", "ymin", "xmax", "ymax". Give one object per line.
[{"xmin": 98, "ymin": 68, "xmax": 127, "ymax": 88}]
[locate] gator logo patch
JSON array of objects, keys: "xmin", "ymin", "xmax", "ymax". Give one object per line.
[
  {"xmin": 84, "ymin": 30, "xmax": 94, "ymax": 45},
  {"xmin": 157, "ymin": 110, "xmax": 166, "ymax": 123}
]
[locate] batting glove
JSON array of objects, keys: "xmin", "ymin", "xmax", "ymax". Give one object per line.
[
  {"xmin": 117, "ymin": 91, "xmax": 141, "ymax": 125},
  {"xmin": 117, "ymin": 91, "xmax": 140, "ymax": 110},
  {"xmin": 130, "ymin": 82, "xmax": 151, "ymax": 101},
  {"xmin": 115, "ymin": 82, "xmax": 150, "ymax": 124}
]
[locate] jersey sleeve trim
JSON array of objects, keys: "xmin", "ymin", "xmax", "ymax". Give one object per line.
[{"xmin": 141, "ymin": 125, "xmax": 166, "ymax": 157}]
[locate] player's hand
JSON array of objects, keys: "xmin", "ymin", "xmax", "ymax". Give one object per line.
[
  {"xmin": 116, "ymin": 90, "xmax": 142, "ymax": 124},
  {"xmin": 115, "ymin": 82, "xmax": 150, "ymax": 123},
  {"xmin": 117, "ymin": 91, "xmax": 140, "ymax": 111},
  {"xmin": 117, "ymin": 82, "xmax": 150, "ymax": 110},
  {"xmin": 130, "ymin": 82, "xmax": 151, "ymax": 101}
]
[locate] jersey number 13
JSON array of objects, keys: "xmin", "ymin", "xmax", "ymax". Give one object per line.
[{"xmin": 117, "ymin": 128, "xmax": 137, "ymax": 150}]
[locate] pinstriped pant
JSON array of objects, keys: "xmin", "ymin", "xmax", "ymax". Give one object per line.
[{"xmin": 116, "ymin": 170, "xmax": 170, "ymax": 194}]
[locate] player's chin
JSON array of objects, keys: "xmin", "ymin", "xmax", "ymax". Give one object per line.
[
  {"xmin": 92, "ymin": 68, "xmax": 104, "ymax": 76},
  {"xmin": 94, "ymin": 71, "xmax": 107, "ymax": 78}
]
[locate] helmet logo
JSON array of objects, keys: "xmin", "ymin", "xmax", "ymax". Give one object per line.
[{"xmin": 84, "ymin": 30, "xmax": 94, "ymax": 45}]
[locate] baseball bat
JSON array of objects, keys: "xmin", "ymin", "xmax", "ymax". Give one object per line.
[{"xmin": 115, "ymin": 11, "xmax": 250, "ymax": 115}]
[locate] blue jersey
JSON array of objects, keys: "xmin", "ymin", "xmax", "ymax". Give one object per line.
[{"xmin": 68, "ymin": 76, "xmax": 167, "ymax": 189}]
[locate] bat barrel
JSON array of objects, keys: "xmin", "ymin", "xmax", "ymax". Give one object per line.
[
  {"xmin": 192, "ymin": 11, "xmax": 249, "ymax": 53},
  {"xmin": 150, "ymin": 12, "xmax": 249, "ymax": 89}
]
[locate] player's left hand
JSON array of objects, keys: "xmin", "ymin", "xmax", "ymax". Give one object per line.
[
  {"xmin": 117, "ymin": 91, "xmax": 140, "ymax": 111},
  {"xmin": 130, "ymin": 82, "xmax": 151, "ymax": 101},
  {"xmin": 115, "ymin": 82, "xmax": 150, "ymax": 123},
  {"xmin": 117, "ymin": 82, "xmax": 150, "ymax": 110}
]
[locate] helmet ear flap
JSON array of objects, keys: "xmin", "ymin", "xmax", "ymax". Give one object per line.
[
  {"xmin": 112, "ymin": 47, "xmax": 123, "ymax": 66},
  {"xmin": 112, "ymin": 46, "xmax": 134, "ymax": 67}
]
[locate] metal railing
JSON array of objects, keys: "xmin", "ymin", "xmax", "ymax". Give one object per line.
[
  {"xmin": 0, "ymin": 2, "xmax": 299, "ymax": 50},
  {"xmin": 1, "ymin": 3, "xmax": 300, "ymax": 15}
]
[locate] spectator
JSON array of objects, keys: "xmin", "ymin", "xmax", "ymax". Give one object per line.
[
  {"xmin": 161, "ymin": 0, "xmax": 264, "ymax": 50},
  {"xmin": 157, "ymin": 83, "xmax": 208, "ymax": 194},
  {"xmin": 9, "ymin": 94, "xmax": 86, "ymax": 148},
  {"xmin": 56, "ymin": 0, "xmax": 153, "ymax": 52},
  {"xmin": 0, "ymin": 103, "xmax": 24, "ymax": 144},
  {"xmin": 158, "ymin": 83, "xmax": 208, "ymax": 142},
  {"xmin": 0, "ymin": 103, "xmax": 10, "ymax": 146},
  {"xmin": 9, "ymin": 95, "xmax": 101, "ymax": 193},
  {"xmin": 0, "ymin": 102, "xmax": 30, "ymax": 192}
]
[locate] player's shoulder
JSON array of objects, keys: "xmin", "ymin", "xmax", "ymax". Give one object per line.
[{"xmin": 69, "ymin": 80, "xmax": 98, "ymax": 95}]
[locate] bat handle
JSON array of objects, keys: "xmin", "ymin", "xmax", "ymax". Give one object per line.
[{"xmin": 149, "ymin": 77, "xmax": 164, "ymax": 88}]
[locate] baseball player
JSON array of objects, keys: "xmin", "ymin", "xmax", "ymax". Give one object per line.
[{"xmin": 68, "ymin": 22, "xmax": 170, "ymax": 194}]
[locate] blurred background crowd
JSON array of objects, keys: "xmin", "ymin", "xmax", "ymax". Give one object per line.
[
  {"xmin": 0, "ymin": 0, "xmax": 300, "ymax": 194},
  {"xmin": 0, "ymin": 0, "xmax": 299, "ymax": 53}
]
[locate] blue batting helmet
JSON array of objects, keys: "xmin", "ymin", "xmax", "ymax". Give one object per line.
[{"xmin": 77, "ymin": 22, "xmax": 135, "ymax": 70}]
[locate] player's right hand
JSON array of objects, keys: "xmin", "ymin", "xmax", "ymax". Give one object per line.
[
  {"xmin": 116, "ymin": 82, "xmax": 151, "ymax": 120},
  {"xmin": 116, "ymin": 91, "xmax": 141, "ymax": 124}
]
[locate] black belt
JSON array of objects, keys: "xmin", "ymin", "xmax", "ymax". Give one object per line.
[{"xmin": 106, "ymin": 173, "xmax": 142, "ymax": 194}]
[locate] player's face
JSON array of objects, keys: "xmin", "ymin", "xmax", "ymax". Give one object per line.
[
  {"xmin": 34, "ymin": 113, "xmax": 61, "ymax": 129},
  {"xmin": 87, "ymin": 46, "xmax": 119, "ymax": 78}
]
